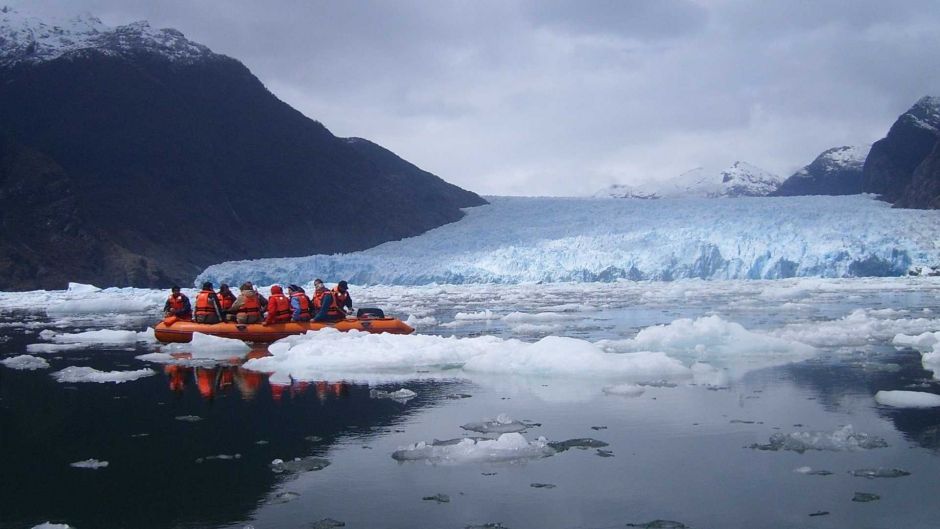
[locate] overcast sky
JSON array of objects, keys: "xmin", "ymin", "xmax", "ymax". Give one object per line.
[{"xmin": 12, "ymin": 0, "xmax": 940, "ymax": 196}]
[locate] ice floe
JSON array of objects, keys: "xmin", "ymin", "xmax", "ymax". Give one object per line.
[
  {"xmin": 52, "ymin": 366, "xmax": 156, "ymax": 384},
  {"xmin": 750, "ymin": 425, "xmax": 888, "ymax": 452},
  {"xmin": 849, "ymin": 467, "xmax": 910, "ymax": 478},
  {"xmin": 0, "ymin": 354, "xmax": 49, "ymax": 370},
  {"xmin": 391, "ymin": 432, "xmax": 555, "ymax": 463},
  {"xmin": 601, "ymin": 383, "xmax": 645, "ymax": 397},
  {"xmin": 461, "ymin": 414, "xmax": 528, "ymax": 434},
  {"xmin": 270, "ymin": 456, "xmax": 331, "ymax": 473},
  {"xmin": 70, "ymin": 458, "xmax": 109, "ymax": 469},
  {"xmin": 875, "ymin": 390, "xmax": 940, "ymax": 408},
  {"xmin": 369, "ymin": 388, "xmax": 417, "ymax": 403},
  {"xmin": 30, "ymin": 523, "xmax": 73, "ymax": 529}
]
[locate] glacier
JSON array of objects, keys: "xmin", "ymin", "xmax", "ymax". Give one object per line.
[{"xmin": 198, "ymin": 195, "xmax": 940, "ymax": 286}]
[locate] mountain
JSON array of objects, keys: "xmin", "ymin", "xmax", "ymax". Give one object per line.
[
  {"xmin": 0, "ymin": 9, "xmax": 485, "ymax": 290},
  {"xmin": 595, "ymin": 161, "xmax": 780, "ymax": 199},
  {"xmin": 772, "ymin": 145, "xmax": 869, "ymax": 196},
  {"xmin": 862, "ymin": 96, "xmax": 940, "ymax": 204}
]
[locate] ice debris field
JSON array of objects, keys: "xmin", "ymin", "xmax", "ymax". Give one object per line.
[
  {"xmin": 2, "ymin": 277, "xmax": 940, "ymax": 394},
  {"xmin": 200, "ymin": 195, "xmax": 940, "ymax": 285}
]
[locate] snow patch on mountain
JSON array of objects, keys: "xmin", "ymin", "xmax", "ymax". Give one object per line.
[
  {"xmin": 790, "ymin": 146, "xmax": 869, "ymax": 180},
  {"xmin": 198, "ymin": 194, "xmax": 940, "ymax": 286},
  {"xmin": 596, "ymin": 161, "xmax": 781, "ymax": 198},
  {"xmin": 906, "ymin": 96, "xmax": 940, "ymax": 133},
  {"xmin": 0, "ymin": 7, "xmax": 214, "ymax": 66}
]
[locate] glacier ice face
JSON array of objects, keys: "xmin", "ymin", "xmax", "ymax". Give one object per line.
[{"xmin": 199, "ymin": 195, "xmax": 940, "ymax": 286}]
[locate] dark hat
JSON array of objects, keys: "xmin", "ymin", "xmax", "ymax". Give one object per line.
[
  {"xmin": 201, "ymin": 281, "xmax": 213, "ymax": 290},
  {"xmin": 220, "ymin": 283, "xmax": 230, "ymax": 290},
  {"xmin": 171, "ymin": 285, "xmax": 181, "ymax": 292},
  {"xmin": 338, "ymin": 280, "xmax": 348, "ymax": 290},
  {"xmin": 288, "ymin": 284, "xmax": 302, "ymax": 292},
  {"xmin": 240, "ymin": 282, "xmax": 252, "ymax": 291},
  {"xmin": 313, "ymin": 278, "xmax": 324, "ymax": 285}
]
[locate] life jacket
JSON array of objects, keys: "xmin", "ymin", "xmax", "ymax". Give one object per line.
[
  {"xmin": 312, "ymin": 288, "xmax": 330, "ymax": 310},
  {"xmin": 237, "ymin": 293, "xmax": 261, "ymax": 314},
  {"xmin": 291, "ymin": 291, "xmax": 312, "ymax": 319},
  {"xmin": 217, "ymin": 290, "xmax": 236, "ymax": 311},
  {"xmin": 167, "ymin": 294, "xmax": 187, "ymax": 313},
  {"xmin": 327, "ymin": 287, "xmax": 349, "ymax": 319},
  {"xmin": 268, "ymin": 293, "xmax": 292, "ymax": 322},
  {"xmin": 194, "ymin": 289, "xmax": 217, "ymax": 317}
]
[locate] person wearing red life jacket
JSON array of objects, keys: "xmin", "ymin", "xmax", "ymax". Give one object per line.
[
  {"xmin": 287, "ymin": 284, "xmax": 313, "ymax": 322},
  {"xmin": 163, "ymin": 286, "xmax": 192, "ymax": 320},
  {"xmin": 194, "ymin": 282, "xmax": 222, "ymax": 324},
  {"xmin": 217, "ymin": 283, "xmax": 237, "ymax": 321},
  {"xmin": 263, "ymin": 285, "xmax": 292, "ymax": 325},
  {"xmin": 229, "ymin": 283, "xmax": 263, "ymax": 324},
  {"xmin": 311, "ymin": 279, "xmax": 329, "ymax": 312},
  {"xmin": 313, "ymin": 280, "xmax": 353, "ymax": 322}
]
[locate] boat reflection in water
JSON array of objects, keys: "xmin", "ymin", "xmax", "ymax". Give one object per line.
[{"xmin": 160, "ymin": 349, "xmax": 349, "ymax": 402}]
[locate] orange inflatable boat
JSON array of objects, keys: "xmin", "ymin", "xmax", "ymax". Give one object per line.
[{"xmin": 154, "ymin": 314, "xmax": 414, "ymax": 344}]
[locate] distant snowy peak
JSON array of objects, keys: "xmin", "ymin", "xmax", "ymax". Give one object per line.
[
  {"xmin": 905, "ymin": 95, "xmax": 940, "ymax": 132},
  {"xmin": 716, "ymin": 161, "xmax": 782, "ymax": 197},
  {"xmin": 597, "ymin": 161, "xmax": 780, "ymax": 199},
  {"xmin": 791, "ymin": 145, "xmax": 869, "ymax": 180},
  {"xmin": 0, "ymin": 7, "xmax": 214, "ymax": 67},
  {"xmin": 592, "ymin": 184, "xmax": 659, "ymax": 199}
]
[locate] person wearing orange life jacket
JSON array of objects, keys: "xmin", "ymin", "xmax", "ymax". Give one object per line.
[
  {"xmin": 313, "ymin": 280, "xmax": 353, "ymax": 322},
  {"xmin": 287, "ymin": 284, "xmax": 313, "ymax": 322},
  {"xmin": 263, "ymin": 285, "xmax": 292, "ymax": 325},
  {"xmin": 310, "ymin": 278, "xmax": 330, "ymax": 312},
  {"xmin": 163, "ymin": 286, "xmax": 192, "ymax": 320},
  {"xmin": 194, "ymin": 282, "xmax": 222, "ymax": 324},
  {"xmin": 229, "ymin": 283, "xmax": 263, "ymax": 324},
  {"xmin": 217, "ymin": 283, "xmax": 236, "ymax": 321}
]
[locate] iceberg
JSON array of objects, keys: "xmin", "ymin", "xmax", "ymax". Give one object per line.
[{"xmin": 198, "ymin": 195, "xmax": 940, "ymax": 286}]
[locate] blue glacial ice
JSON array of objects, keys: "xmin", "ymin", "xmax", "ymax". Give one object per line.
[{"xmin": 198, "ymin": 195, "xmax": 940, "ymax": 286}]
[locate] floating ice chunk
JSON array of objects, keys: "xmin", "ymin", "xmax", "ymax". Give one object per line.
[
  {"xmin": 243, "ymin": 329, "xmax": 691, "ymax": 383},
  {"xmin": 547, "ymin": 438, "xmax": 609, "ymax": 452},
  {"xmin": 31, "ymin": 523, "xmax": 73, "ymax": 529},
  {"xmin": 68, "ymin": 282, "xmax": 102, "ymax": 293},
  {"xmin": 750, "ymin": 425, "xmax": 888, "ymax": 453},
  {"xmin": 162, "ymin": 332, "xmax": 250, "ymax": 356},
  {"xmin": 602, "ymin": 384, "xmax": 645, "ymax": 397},
  {"xmin": 775, "ymin": 309, "xmax": 940, "ymax": 349},
  {"xmin": 70, "ymin": 458, "xmax": 108, "ymax": 469},
  {"xmin": 391, "ymin": 432, "xmax": 555, "ymax": 464},
  {"xmin": 43, "ymin": 328, "xmax": 155, "ymax": 345},
  {"xmin": 461, "ymin": 414, "xmax": 528, "ymax": 434},
  {"xmin": 270, "ymin": 456, "xmax": 331, "ymax": 473},
  {"xmin": 1, "ymin": 355, "xmax": 50, "ymax": 370},
  {"xmin": 405, "ymin": 314, "xmax": 437, "ymax": 327},
  {"xmin": 875, "ymin": 390, "xmax": 940, "ymax": 408},
  {"xmin": 196, "ymin": 454, "xmax": 242, "ymax": 463},
  {"xmin": 52, "ymin": 366, "xmax": 156, "ymax": 384},
  {"xmin": 175, "ymin": 415, "xmax": 203, "ymax": 422},
  {"xmin": 370, "ymin": 388, "xmax": 417, "ymax": 403},
  {"xmin": 794, "ymin": 466, "xmax": 832, "ymax": 476},
  {"xmin": 852, "ymin": 492, "xmax": 880, "ymax": 502},
  {"xmin": 849, "ymin": 467, "xmax": 910, "ymax": 478},
  {"xmin": 600, "ymin": 315, "xmax": 815, "ymax": 374},
  {"xmin": 422, "ymin": 493, "xmax": 451, "ymax": 502},
  {"xmin": 893, "ymin": 331, "xmax": 940, "ymax": 350},
  {"xmin": 502, "ymin": 311, "xmax": 568, "ymax": 323},
  {"xmin": 26, "ymin": 343, "xmax": 93, "ymax": 354},
  {"xmin": 454, "ymin": 310, "xmax": 499, "ymax": 320},
  {"xmin": 269, "ymin": 491, "xmax": 301, "ymax": 504}
]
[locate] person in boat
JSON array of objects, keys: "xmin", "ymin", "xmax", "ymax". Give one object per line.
[
  {"xmin": 311, "ymin": 278, "xmax": 330, "ymax": 313},
  {"xmin": 263, "ymin": 284, "xmax": 292, "ymax": 325},
  {"xmin": 313, "ymin": 280, "xmax": 353, "ymax": 322},
  {"xmin": 163, "ymin": 286, "xmax": 192, "ymax": 320},
  {"xmin": 244, "ymin": 281, "xmax": 268, "ymax": 313},
  {"xmin": 194, "ymin": 282, "xmax": 223, "ymax": 324},
  {"xmin": 229, "ymin": 283, "xmax": 264, "ymax": 324},
  {"xmin": 217, "ymin": 283, "xmax": 237, "ymax": 321},
  {"xmin": 288, "ymin": 284, "xmax": 313, "ymax": 322}
]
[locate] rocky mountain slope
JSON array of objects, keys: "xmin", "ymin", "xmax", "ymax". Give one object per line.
[
  {"xmin": 773, "ymin": 145, "xmax": 869, "ymax": 196},
  {"xmin": 595, "ymin": 161, "xmax": 780, "ymax": 199},
  {"xmin": 0, "ymin": 9, "xmax": 485, "ymax": 290}
]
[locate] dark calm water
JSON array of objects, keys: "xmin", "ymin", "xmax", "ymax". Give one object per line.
[{"xmin": 2, "ymin": 279, "xmax": 940, "ymax": 529}]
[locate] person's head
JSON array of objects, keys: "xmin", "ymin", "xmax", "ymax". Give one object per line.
[
  {"xmin": 220, "ymin": 283, "xmax": 230, "ymax": 292},
  {"xmin": 201, "ymin": 281, "xmax": 213, "ymax": 291},
  {"xmin": 288, "ymin": 284, "xmax": 302, "ymax": 293},
  {"xmin": 171, "ymin": 285, "xmax": 181, "ymax": 295},
  {"xmin": 313, "ymin": 278, "xmax": 325, "ymax": 290},
  {"xmin": 337, "ymin": 280, "xmax": 348, "ymax": 292},
  {"xmin": 240, "ymin": 282, "xmax": 252, "ymax": 292},
  {"xmin": 270, "ymin": 284, "xmax": 283, "ymax": 295}
]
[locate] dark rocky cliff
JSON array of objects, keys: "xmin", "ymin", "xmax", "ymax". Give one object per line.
[{"xmin": 772, "ymin": 146, "xmax": 867, "ymax": 197}]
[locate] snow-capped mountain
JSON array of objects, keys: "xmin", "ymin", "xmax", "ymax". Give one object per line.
[
  {"xmin": 595, "ymin": 161, "xmax": 781, "ymax": 199},
  {"xmin": 0, "ymin": 7, "xmax": 213, "ymax": 66},
  {"xmin": 868, "ymin": 95, "xmax": 940, "ymax": 207},
  {"xmin": 774, "ymin": 145, "xmax": 870, "ymax": 196},
  {"xmin": 198, "ymin": 194, "xmax": 940, "ymax": 286}
]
